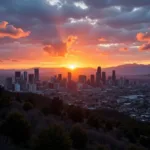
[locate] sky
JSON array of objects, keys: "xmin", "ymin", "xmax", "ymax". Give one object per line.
[{"xmin": 1, "ymin": 0, "xmax": 150, "ymax": 69}]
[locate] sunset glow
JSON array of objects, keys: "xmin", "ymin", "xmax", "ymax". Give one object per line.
[
  {"xmin": 0, "ymin": 0, "xmax": 150, "ymax": 69},
  {"xmin": 68, "ymin": 64, "xmax": 77, "ymax": 70}
]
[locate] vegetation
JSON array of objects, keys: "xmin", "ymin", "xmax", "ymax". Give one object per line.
[
  {"xmin": 0, "ymin": 112, "xmax": 31, "ymax": 144},
  {"xmin": 70, "ymin": 124, "xmax": 88, "ymax": 149},
  {"xmin": 23, "ymin": 102, "xmax": 34, "ymax": 111},
  {"xmin": 0, "ymin": 89, "xmax": 149, "ymax": 150},
  {"xmin": 34, "ymin": 125, "xmax": 72, "ymax": 150}
]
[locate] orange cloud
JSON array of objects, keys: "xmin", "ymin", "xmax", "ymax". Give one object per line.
[
  {"xmin": 136, "ymin": 32, "xmax": 150, "ymax": 42},
  {"xmin": 139, "ymin": 43, "xmax": 150, "ymax": 51},
  {"xmin": 0, "ymin": 21, "xmax": 30, "ymax": 39},
  {"xmin": 99, "ymin": 38, "xmax": 107, "ymax": 42},
  {"xmin": 119, "ymin": 47, "xmax": 128, "ymax": 52},
  {"xmin": 66, "ymin": 35, "xmax": 78, "ymax": 49}
]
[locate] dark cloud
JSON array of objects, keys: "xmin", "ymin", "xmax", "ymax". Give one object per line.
[{"xmin": 139, "ymin": 43, "xmax": 150, "ymax": 51}]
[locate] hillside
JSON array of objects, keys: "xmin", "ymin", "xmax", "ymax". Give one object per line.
[{"xmin": 0, "ymin": 87, "xmax": 149, "ymax": 150}]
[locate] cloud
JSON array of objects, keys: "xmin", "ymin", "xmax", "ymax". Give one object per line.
[
  {"xmin": 0, "ymin": 21, "xmax": 30, "ymax": 39},
  {"xmin": 136, "ymin": 32, "xmax": 150, "ymax": 42},
  {"xmin": 119, "ymin": 47, "xmax": 128, "ymax": 52},
  {"xmin": 43, "ymin": 41, "xmax": 67, "ymax": 57},
  {"xmin": 139, "ymin": 43, "xmax": 150, "ymax": 51},
  {"xmin": 66, "ymin": 35, "xmax": 78, "ymax": 49},
  {"xmin": 99, "ymin": 38, "xmax": 107, "ymax": 42},
  {"xmin": 43, "ymin": 35, "xmax": 77, "ymax": 56}
]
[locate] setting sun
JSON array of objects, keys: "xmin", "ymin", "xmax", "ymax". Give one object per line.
[{"xmin": 68, "ymin": 64, "xmax": 77, "ymax": 70}]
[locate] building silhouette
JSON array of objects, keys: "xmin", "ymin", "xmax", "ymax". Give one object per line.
[
  {"xmin": 102, "ymin": 72, "xmax": 106, "ymax": 85},
  {"xmin": 34, "ymin": 68, "xmax": 39, "ymax": 82},
  {"xmin": 96, "ymin": 66, "xmax": 101, "ymax": 86},
  {"xmin": 68, "ymin": 72, "xmax": 72, "ymax": 82}
]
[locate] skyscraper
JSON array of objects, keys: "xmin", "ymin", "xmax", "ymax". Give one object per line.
[
  {"xmin": 23, "ymin": 71, "xmax": 28, "ymax": 82},
  {"xmin": 15, "ymin": 71, "xmax": 21, "ymax": 83},
  {"xmin": 90, "ymin": 74, "xmax": 95, "ymax": 86},
  {"xmin": 102, "ymin": 72, "xmax": 106, "ymax": 85},
  {"xmin": 5, "ymin": 77, "xmax": 13, "ymax": 90},
  {"xmin": 68, "ymin": 72, "xmax": 72, "ymax": 82},
  {"xmin": 112, "ymin": 70, "xmax": 116, "ymax": 83},
  {"xmin": 96, "ymin": 66, "xmax": 101, "ymax": 86},
  {"xmin": 58, "ymin": 74, "xmax": 62, "ymax": 82},
  {"xmin": 28, "ymin": 74, "xmax": 34, "ymax": 84},
  {"xmin": 34, "ymin": 68, "xmax": 39, "ymax": 82},
  {"xmin": 78, "ymin": 75, "xmax": 86, "ymax": 83}
]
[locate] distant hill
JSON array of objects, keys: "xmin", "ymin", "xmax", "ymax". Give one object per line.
[{"xmin": 0, "ymin": 64, "xmax": 150, "ymax": 79}]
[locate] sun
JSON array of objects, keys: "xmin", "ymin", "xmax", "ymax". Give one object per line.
[{"xmin": 68, "ymin": 64, "xmax": 77, "ymax": 70}]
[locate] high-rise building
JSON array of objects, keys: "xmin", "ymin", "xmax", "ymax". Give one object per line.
[
  {"xmin": 58, "ymin": 74, "xmax": 62, "ymax": 82},
  {"xmin": 90, "ymin": 74, "xmax": 95, "ymax": 86},
  {"xmin": 28, "ymin": 74, "xmax": 34, "ymax": 84},
  {"xmin": 96, "ymin": 66, "xmax": 101, "ymax": 86},
  {"xmin": 5, "ymin": 77, "xmax": 13, "ymax": 90},
  {"xmin": 102, "ymin": 72, "xmax": 106, "ymax": 85},
  {"xmin": 78, "ymin": 75, "xmax": 86, "ymax": 83},
  {"xmin": 23, "ymin": 71, "xmax": 28, "ymax": 82},
  {"xmin": 15, "ymin": 71, "xmax": 21, "ymax": 83},
  {"xmin": 68, "ymin": 72, "xmax": 72, "ymax": 82},
  {"xmin": 34, "ymin": 68, "xmax": 39, "ymax": 82},
  {"xmin": 112, "ymin": 70, "xmax": 116, "ymax": 83}
]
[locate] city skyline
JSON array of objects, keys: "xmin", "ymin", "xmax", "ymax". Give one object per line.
[{"xmin": 1, "ymin": 1, "xmax": 150, "ymax": 69}]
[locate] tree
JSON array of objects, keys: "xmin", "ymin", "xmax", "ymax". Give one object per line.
[
  {"xmin": 23, "ymin": 102, "xmax": 33, "ymax": 111},
  {"xmin": 50, "ymin": 97, "xmax": 63, "ymax": 115},
  {"xmin": 87, "ymin": 114, "xmax": 100, "ymax": 129},
  {"xmin": 0, "ymin": 112, "xmax": 31, "ymax": 144},
  {"xmin": 70, "ymin": 124, "xmax": 88, "ymax": 149},
  {"xmin": 34, "ymin": 124, "xmax": 72, "ymax": 150},
  {"xmin": 41, "ymin": 107, "xmax": 50, "ymax": 116},
  {"xmin": 68, "ymin": 106, "xmax": 84, "ymax": 122},
  {"xmin": 97, "ymin": 144, "xmax": 109, "ymax": 150}
]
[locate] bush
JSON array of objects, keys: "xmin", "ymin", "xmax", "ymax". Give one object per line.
[
  {"xmin": 50, "ymin": 97, "xmax": 63, "ymax": 115},
  {"xmin": 87, "ymin": 114, "xmax": 100, "ymax": 129},
  {"xmin": 23, "ymin": 102, "xmax": 33, "ymax": 111},
  {"xmin": 41, "ymin": 107, "xmax": 50, "ymax": 116},
  {"xmin": 0, "ymin": 98, "xmax": 11, "ymax": 109},
  {"xmin": 0, "ymin": 112, "xmax": 31, "ymax": 144},
  {"xmin": 34, "ymin": 124, "xmax": 72, "ymax": 150},
  {"xmin": 68, "ymin": 106, "xmax": 84, "ymax": 122},
  {"xmin": 70, "ymin": 124, "xmax": 88, "ymax": 149},
  {"xmin": 97, "ymin": 144, "xmax": 109, "ymax": 150}
]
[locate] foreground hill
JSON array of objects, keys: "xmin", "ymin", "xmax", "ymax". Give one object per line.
[{"xmin": 0, "ymin": 87, "xmax": 149, "ymax": 150}]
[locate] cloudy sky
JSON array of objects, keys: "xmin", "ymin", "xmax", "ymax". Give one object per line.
[{"xmin": 0, "ymin": 0, "xmax": 150, "ymax": 69}]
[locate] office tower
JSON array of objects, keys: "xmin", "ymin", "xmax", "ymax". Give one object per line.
[
  {"xmin": 96, "ymin": 66, "xmax": 101, "ymax": 86},
  {"xmin": 78, "ymin": 75, "xmax": 86, "ymax": 83},
  {"xmin": 112, "ymin": 70, "xmax": 116, "ymax": 83},
  {"xmin": 23, "ymin": 71, "xmax": 28, "ymax": 82},
  {"xmin": 102, "ymin": 72, "xmax": 106, "ymax": 85},
  {"xmin": 34, "ymin": 68, "xmax": 39, "ymax": 82},
  {"xmin": 58, "ymin": 74, "xmax": 62, "ymax": 82},
  {"xmin": 15, "ymin": 83, "xmax": 20, "ymax": 92},
  {"xmin": 68, "ymin": 72, "xmax": 72, "ymax": 82},
  {"xmin": 5, "ymin": 77, "xmax": 13, "ymax": 90},
  {"xmin": 15, "ymin": 71, "xmax": 21, "ymax": 83},
  {"xmin": 90, "ymin": 74, "xmax": 95, "ymax": 86},
  {"xmin": 28, "ymin": 74, "xmax": 34, "ymax": 84}
]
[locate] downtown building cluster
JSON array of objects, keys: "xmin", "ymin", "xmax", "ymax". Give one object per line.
[{"xmin": 5, "ymin": 68, "xmax": 39, "ymax": 93}]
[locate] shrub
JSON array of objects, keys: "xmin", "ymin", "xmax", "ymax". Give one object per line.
[
  {"xmin": 0, "ymin": 112, "xmax": 31, "ymax": 144},
  {"xmin": 34, "ymin": 124, "xmax": 72, "ymax": 150},
  {"xmin": 23, "ymin": 102, "xmax": 33, "ymax": 111},
  {"xmin": 70, "ymin": 124, "xmax": 88, "ymax": 149},
  {"xmin": 50, "ymin": 97, "xmax": 63, "ymax": 115}
]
